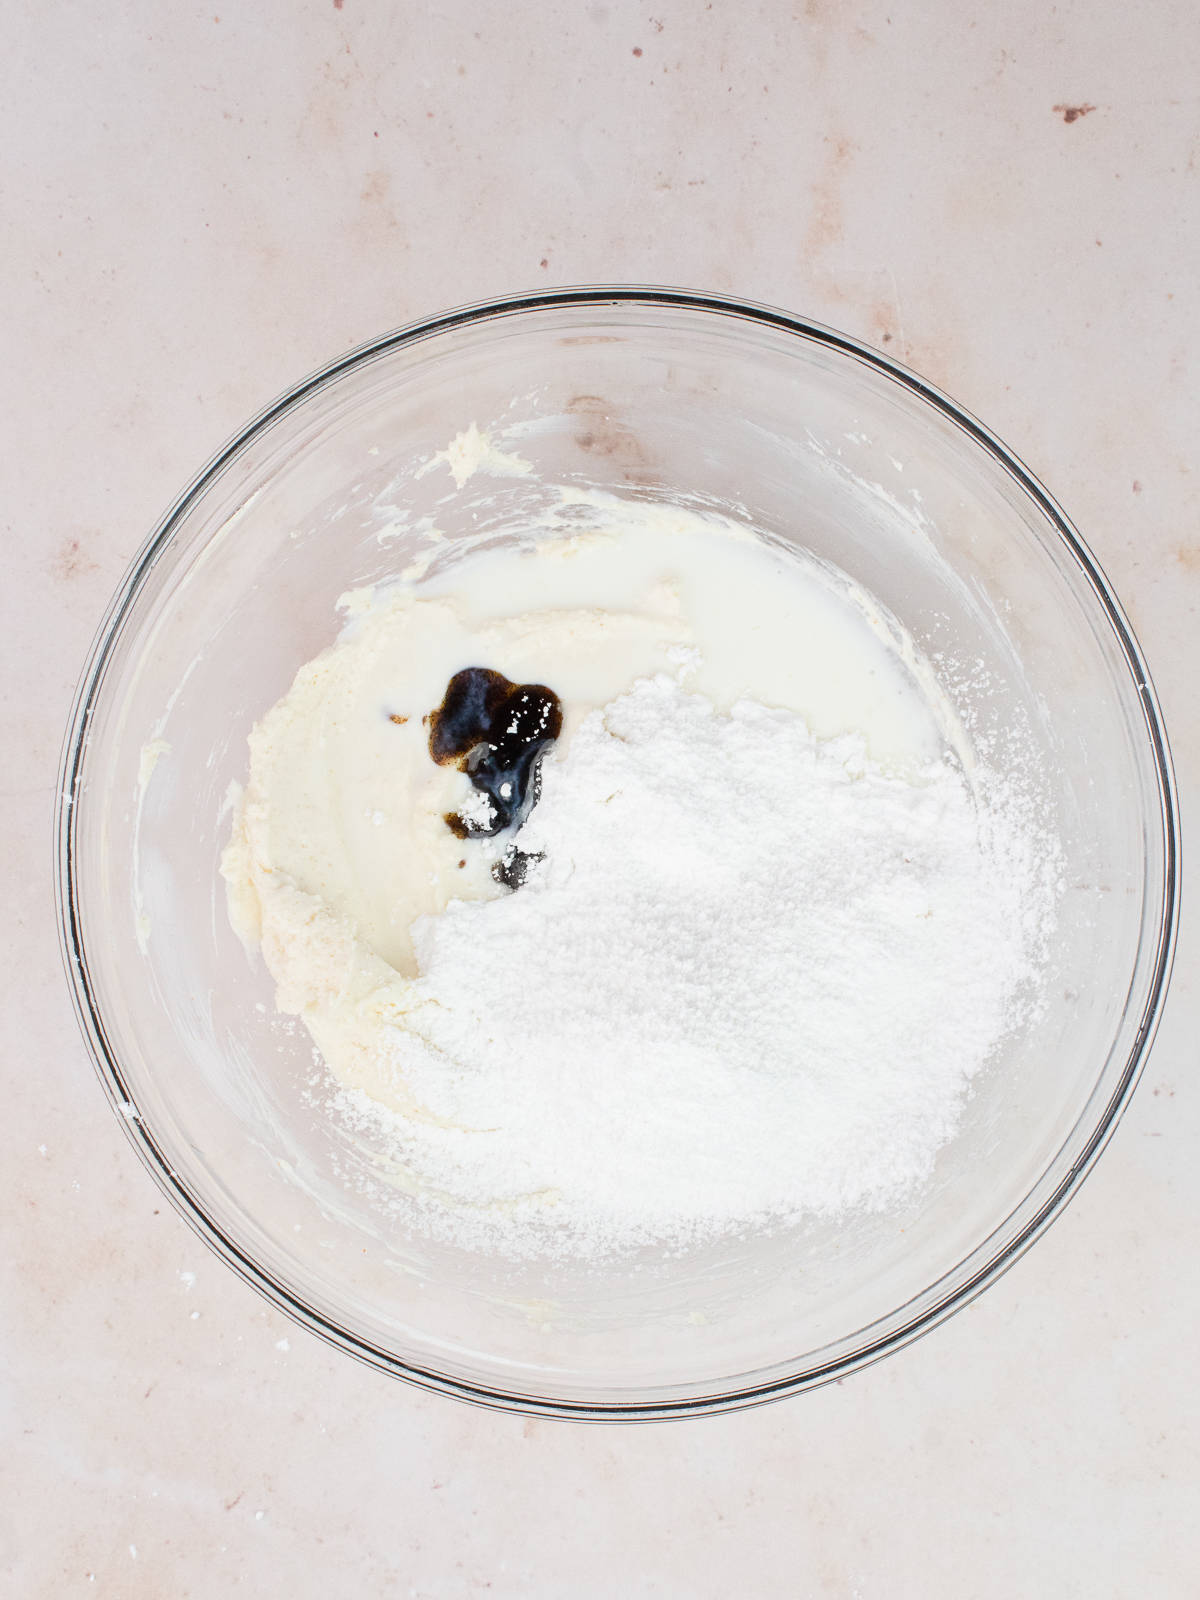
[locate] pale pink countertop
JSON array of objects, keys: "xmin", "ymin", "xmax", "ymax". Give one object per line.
[{"xmin": 5, "ymin": 1, "xmax": 1198, "ymax": 1594}]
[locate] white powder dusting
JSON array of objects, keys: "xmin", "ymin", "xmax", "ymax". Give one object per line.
[
  {"xmin": 329, "ymin": 674, "xmax": 1055, "ymax": 1258},
  {"xmin": 455, "ymin": 784, "xmax": 498, "ymax": 834}
]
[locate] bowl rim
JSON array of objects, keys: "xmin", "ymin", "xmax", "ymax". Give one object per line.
[{"xmin": 54, "ymin": 285, "xmax": 1181, "ymax": 1421}]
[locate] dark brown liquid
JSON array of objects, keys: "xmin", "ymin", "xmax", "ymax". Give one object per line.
[
  {"xmin": 427, "ymin": 668, "xmax": 563, "ymax": 852},
  {"xmin": 492, "ymin": 847, "xmax": 544, "ymax": 890}
]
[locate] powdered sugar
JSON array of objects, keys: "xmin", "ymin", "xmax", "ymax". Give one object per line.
[{"xmin": 329, "ymin": 673, "xmax": 1055, "ymax": 1258}]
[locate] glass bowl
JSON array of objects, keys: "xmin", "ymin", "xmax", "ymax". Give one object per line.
[{"xmin": 56, "ymin": 288, "xmax": 1179, "ymax": 1420}]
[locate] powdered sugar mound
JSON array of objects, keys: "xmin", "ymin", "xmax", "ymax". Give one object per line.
[{"xmin": 359, "ymin": 675, "xmax": 1051, "ymax": 1257}]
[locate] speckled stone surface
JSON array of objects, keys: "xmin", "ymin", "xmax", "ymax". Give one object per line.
[{"xmin": 4, "ymin": 1, "xmax": 1197, "ymax": 1594}]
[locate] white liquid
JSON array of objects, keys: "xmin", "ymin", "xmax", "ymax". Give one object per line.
[{"xmin": 416, "ymin": 502, "xmax": 948, "ymax": 769}]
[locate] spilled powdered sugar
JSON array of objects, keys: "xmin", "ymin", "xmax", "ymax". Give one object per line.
[{"xmin": 326, "ymin": 673, "xmax": 1058, "ymax": 1259}]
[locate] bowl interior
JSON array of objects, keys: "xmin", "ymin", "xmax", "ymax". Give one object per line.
[{"xmin": 63, "ymin": 295, "xmax": 1174, "ymax": 1415}]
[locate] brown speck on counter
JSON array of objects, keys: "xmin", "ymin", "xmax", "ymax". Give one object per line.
[
  {"xmin": 804, "ymin": 134, "xmax": 856, "ymax": 259},
  {"xmin": 50, "ymin": 536, "xmax": 99, "ymax": 582},
  {"xmin": 540, "ymin": 257, "xmax": 549, "ymax": 268},
  {"xmin": 632, "ymin": 46, "xmax": 643, "ymax": 56},
  {"xmin": 1053, "ymin": 103, "xmax": 1096, "ymax": 123},
  {"xmin": 388, "ymin": 712, "xmax": 408, "ymax": 725},
  {"xmin": 360, "ymin": 170, "xmax": 389, "ymax": 205},
  {"xmin": 333, "ymin": 0, "xmax": 343, "ymax": 9},
  {"xmin": 1132, "ymin": 481, "xmax": 1142, "ymax": 494},
  {"xmin": 881, "ymin": 331, "xmax": 893, "ymax": 343}
]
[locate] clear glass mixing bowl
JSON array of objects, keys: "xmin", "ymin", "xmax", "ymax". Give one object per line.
[{"xmin": 56, "ymin": 289, "xmax": 1179, "ymax": 1419}]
